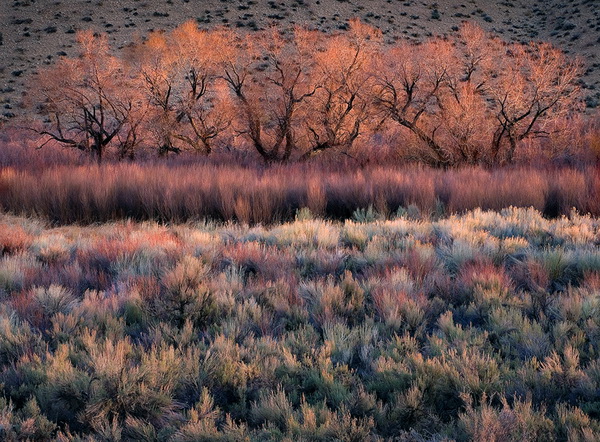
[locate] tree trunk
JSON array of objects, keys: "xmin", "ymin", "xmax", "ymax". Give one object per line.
[
  {"xmin": 506, "ymin": 136, "xmax": 518, "ymax": 164},
  {"xmin": 95, "ymin": 144, "xmax": 103, "ymax": 165},
  {"xmin": 395, "ymin": 117, "xmax": 450, "ymax": 166}
]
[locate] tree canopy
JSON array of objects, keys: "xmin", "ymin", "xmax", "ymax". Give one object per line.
[{"xmin": 30, "ymin": 21, "xmax": 583, "ymax": 165}]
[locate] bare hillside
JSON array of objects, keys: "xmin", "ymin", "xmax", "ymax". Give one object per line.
[{"xmin": 1, "ymin": 0, "xmax": 599, "ymax": 122}]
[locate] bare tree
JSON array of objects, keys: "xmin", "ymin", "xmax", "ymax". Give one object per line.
[
  {"xmin": 220, "ymin": 22, "xmax": 382, "ymax": 163},
  {"xmin": 488, "ymin": 42, "xmax": 581, "ymax": 163},
  {"xmin": 33, "ymin": 31, "xmax": 143, "ymax": 163},
  {"xmin": 29, "ymin": 21, "xmax": 582, "ymax": 166},
  {"xmin": 130, "ymin": 22, "xmax": 231, "ymax": 156},
  {"xmin": 128, "ymin": 30, "xmax": 181, "ymax": 156},
  {"xmin": 375, "ymin": 39, "xmax": 453, "ymax": 166},
  {"xmin": 221, "ymin": 27, "xmax": 320, "ymax": 163},
  {"xmin": 300, "ymin": 20, "xmax": 382, "ymax": 160},
  {"xmin": 169, "ymin": 23, "xmax": 232, "ymax": 155},
  {"xmin": 376, "ymin": 23, "xmax": 581, "ymax": 166}
]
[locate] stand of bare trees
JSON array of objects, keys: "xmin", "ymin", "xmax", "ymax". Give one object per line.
[{"xmin": 29, "ymin": 21, "xmax": 583, "ymax": 166}]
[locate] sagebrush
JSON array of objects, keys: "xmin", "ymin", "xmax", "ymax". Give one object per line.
[{"xmin": 1, "ymin": 208, "xmax": 600, "ymax": 440}]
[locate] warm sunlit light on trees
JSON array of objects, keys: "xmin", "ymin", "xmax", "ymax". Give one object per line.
[
  {"xmin": 30, "ymin": 21, "xmax": 583, "ymax": 166},
  {"xmin": 32, "ymin": 31, "xmax": 146, "ymax": 163}
]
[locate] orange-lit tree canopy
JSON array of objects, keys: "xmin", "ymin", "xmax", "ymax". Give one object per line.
[{"xmin": 31, "ymin": 21, "xmax": 582, "ymax": 166}]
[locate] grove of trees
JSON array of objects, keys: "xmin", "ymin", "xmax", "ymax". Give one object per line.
[{"xmin": 30, "ymin": 20, "xmax": 583, "ymax": 166}]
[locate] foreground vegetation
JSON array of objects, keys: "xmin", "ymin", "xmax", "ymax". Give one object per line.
[{"xmin": 1, "ymin": 207, "xmax": 600, "ymax": 440}]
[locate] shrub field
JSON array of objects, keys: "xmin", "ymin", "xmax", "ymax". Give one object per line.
[
  {"xmin": 1, "ymin": 4, "xmax": 599, "ymax": 441},
  {"xmin": 1, "ymin": 207, "xmax": 600, "ymax": 440}
]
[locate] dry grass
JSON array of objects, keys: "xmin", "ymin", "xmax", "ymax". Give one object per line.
[{"xmin": 0, "ymin": 161, "xmax": 598, "ymax": 224}]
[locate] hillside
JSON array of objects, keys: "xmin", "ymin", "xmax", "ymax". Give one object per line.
[{"xmin": 1, "ymin": 0, "xmax": 599, "ymax": 122}]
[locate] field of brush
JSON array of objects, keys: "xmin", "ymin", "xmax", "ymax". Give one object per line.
[
  {"xmin": 1, "ymin": 207, "xmax": 600, "ymax": 440},
  {"xmin": 1, "ymin": 0, "xmax": 600, "ymax": 439}
]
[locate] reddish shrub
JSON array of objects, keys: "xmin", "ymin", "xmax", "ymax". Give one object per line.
[{"xmin": 0, "ymin": 225, "xmax": 32, "ymax": 256}]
